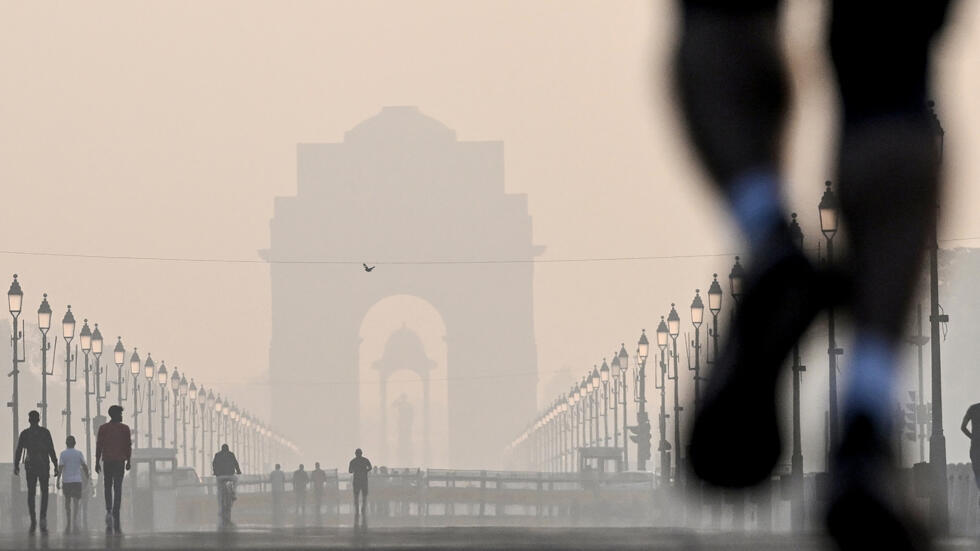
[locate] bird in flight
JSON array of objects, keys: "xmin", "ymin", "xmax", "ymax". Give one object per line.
[{"xmin": 363, "ymin": 263, "xmax": 375, "ymax": 272}]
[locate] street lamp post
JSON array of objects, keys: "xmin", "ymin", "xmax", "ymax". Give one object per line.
[
  {"xmin": 170, "ymin": 368, "xmax": 180, "ymax": 455},
  {"xmin": 113, "ymin": 337, "xmax": 126, "ymax": 406},
  {"xmin": 210, "ymin": 393, "xmax": 219, "ymax": 460},
  {"xmin": 80, "ymin": 319, "xmax": 93, "ymax": 465},
  {"xmin": 580, "ymin": 373, "xmax": 595, "ymax": 447},
  {"xmin": 689, "ymin": 291, "xmax": 704, "ymax": 416},
  {"xmin": 200, "ymin": 388, "xmax": 209, "ymax": 471},
  {"xmin": 618, "ymin": 345, "xmax": 629, "ymax": 470},
  {"xmin": 655, "ymin": 319, "xmax": 670, "ymax": 485},
  {"xmin": 610, "ymin": 354, "xmax": 620, "ymax": 450},
  {"xmin": 788, "ymin": 213, "xmax": 806, "ymax": 532},
  {"xmin": 705, "ymin": 274, "xmax": 724, "ymax": 528},
  {"xmin": 215, "ymin": 396, "xmax": 224, "ymax": 450},
  {"xmin": 636, "ymin": 330, "xmax": 649, "ymax": 472},
  {"xmin": 707, "ymin": 274, "xmax": 722, "ymax": 372},
  {"xmin": 8, "ymin": 275, "xmax": 25, "ymax": 523},
  {"xmin": 581, "ymin": 376, "xmax": 590, "ymax": 449},
  {"xmin": 559, "ymin": 398, "xmax": 569, "ymax": 472},
  {"xmin": 689, "ymin": 291, "xmax": 705, "ymax": 519},
  {"xmin": 819, "ymin": 181, "xmax": 841, "ymax": 454},
  {"xmin": 36, "ymin": 294, "xmax": 53, "ymax": 428},
  {"xmin": 241, "ymin": 413, "xmax": 250, "ymax": 474},
  {"xmin": 599, "ymin": 362, "xmax": 610, "ymax": 446},
  {"xmin": 7, "ymin": 275, "xmax": 24, "ymax": 460},
  {"xmin": 179, "ymin": 375, "xmax": 188, "ymax": 466},
  {"xmin": 590, "ymin": 370, "xmax": 600, "ymax": 447},
  {"xmin": 92, "ymin": 324, "xmax": 104, "ymax": 421},
  {"xmin": 158, "ymin": 363, "xmax": 169, "ymax": 449},
  {"xmin": 225, "ymin": 404, "xmax": 233, "ymax": 452},
  {"xmin": 568, "ymin": 388, "xmax": 578, "ymax": 471},
  {"xmin": 144, "ymin": 355, "xmax": 155, "ymax": 446},
  {"xmin": 189, "ymin": 380, "xmax": 197, "ymax": 472},
  {"xmin": 130, "ymin": 349, "xmax": 141, "ymax": 447},
  {"xmin": 667, "ymin": 304, "xmax": 682, "ymax": 490}
]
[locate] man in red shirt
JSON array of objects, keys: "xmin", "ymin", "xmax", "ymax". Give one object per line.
[{"xmin": 95, "ymin": 405, "xmax": 131, "ymax": 534}]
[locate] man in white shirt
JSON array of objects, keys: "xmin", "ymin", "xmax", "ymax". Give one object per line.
[{"xmin": 57, "ymin": 436, "xmax": 89, "ymax": 533}]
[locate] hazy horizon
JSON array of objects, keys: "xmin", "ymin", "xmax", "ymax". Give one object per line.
[{"xmin": 2, "ymin": 0, "xmax": 980, "ymax": 471}]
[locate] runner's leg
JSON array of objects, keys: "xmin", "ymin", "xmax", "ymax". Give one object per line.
[{"xmin": 826, "ymin": 3, "xmax": 951, "ymax": 550}]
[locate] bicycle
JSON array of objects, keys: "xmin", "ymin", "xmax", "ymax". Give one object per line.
[{"xmin": 216, "ymin": 475, "xmax": 238, "ymax": 528}]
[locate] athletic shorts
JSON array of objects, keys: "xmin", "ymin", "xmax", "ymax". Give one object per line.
[
  {"xmin": 63, "ymin": 482, "xmax": 82, "ymax": 499},
  {"xmin": 353, "ymin": 483, "xmax": 368, "ymax": 496}
]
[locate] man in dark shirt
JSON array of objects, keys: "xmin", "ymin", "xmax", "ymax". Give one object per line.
[
  {"xmin": 962, "ymin": 403, "xmax": 980, "ymax": 499},
  {"xmin": 14, "ymin": 410, "xmax": 58, "ymax": 533},
  {"xmin": 348, "ymin": 448, "xmax": 372, "ymax": 520},
  {"xmin": 310, "ymin": 462, "xmax": 327, "ymax": 523},
  {"xmin": 212, "ymin": 444, "xmax": 241, "ymax": 526},
  {"xmin": 212, "ymin": 444, "xmax": 242, "ymax": 477},
  {"xmin": 293, "ymin": 464, "xmax": 309, "ymax": 522},
  {"xmin": 95, "ymin": 405, "xmax": 132, "ymax": 534}
]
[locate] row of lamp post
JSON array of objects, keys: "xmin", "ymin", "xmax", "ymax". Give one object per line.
[
  {"xmin": 4, "ymin": 275, "xmax": 298, "ymax": 478},
  {"xmin": 507, "ymin": 179, "xmax": 914, "ymax": 535},
  {"xmin": 509, "ymin": 287, "xmax": 713, "ymax": 484}
]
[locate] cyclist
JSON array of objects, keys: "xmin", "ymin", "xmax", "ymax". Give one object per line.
[{"xmin": 212, "ymin": 443, "xmax": 242, "ymax": 527}]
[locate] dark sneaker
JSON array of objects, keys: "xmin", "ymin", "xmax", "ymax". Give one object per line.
[
  {"xmin": 105, "ymin": 512, "xmax": 113, "ymax": 533},
  {"xmin": 689, "ymin": 239, "xmax": 828, "ymax": 488},
  {"xmin": 28, "ymin": 518, "xmax": 36, "ymax": 534},
  {"xmin": 826, "ymin": 414, "xmax": 931, "ymax": 551},
  {"xmin": 39, "ymin": 517, "xmax": 47, "ymax": 533}
]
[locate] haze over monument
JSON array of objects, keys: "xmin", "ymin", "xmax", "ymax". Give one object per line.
[{"xmin": 262, "ymin": 107, "xmax": 539, "ymax": 467}]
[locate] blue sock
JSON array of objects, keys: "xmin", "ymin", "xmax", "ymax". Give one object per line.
[
  {"xmin": 843, "ymin": 332, "xmax": 898, "ymax": 434},
  {"xmin": 728, "ymin": 169, "xmax": 785, "ymax": 251}
]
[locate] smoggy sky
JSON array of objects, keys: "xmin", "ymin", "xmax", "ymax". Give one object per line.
[{"xmin": 1, "ymin": 1, "xmax": 979, "ymax": 469}]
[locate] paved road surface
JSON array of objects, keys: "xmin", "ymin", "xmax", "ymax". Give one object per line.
[{"xmin": 0, "ymin": 527, "xmax": 975, "ymax": 550}]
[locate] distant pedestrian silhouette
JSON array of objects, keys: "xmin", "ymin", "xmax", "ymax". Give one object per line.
[
  {"xmin": 269, "ymin": 464, "xmax": 286, "ymax": 526},
  {"xmin": 95, "ymin": 405, "xmax": 132, "ymax": 534},
  {"xmin": 14, "ymin": 410, "xmax": 58, "ymax": 533},
  {"xmin": 962, "ymin": 403, "xmax": 980, "ymax": 501},
  {"xmin": 348, "ymin": 448, "xmax": 372, "ymax": 524},
  {"xmin": 293, "ymin": 464, "xmax": 309, "ymax": 522},
  {"xmin": 311, "ymin": 462, "xmax": 327, "ymax": 523},
  {"xmin": 56, "ymin": 435, "xmax": 89, "ymax": 534}
]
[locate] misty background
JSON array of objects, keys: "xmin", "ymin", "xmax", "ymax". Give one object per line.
[{"xmin": 1, "ymin": 0, "xmax": 980, "ymax": 472}]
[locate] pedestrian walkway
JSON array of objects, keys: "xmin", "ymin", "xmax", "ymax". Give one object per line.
[{"xmin": 0, "ymin": 527, "xmax": 975, "ymax": 550}]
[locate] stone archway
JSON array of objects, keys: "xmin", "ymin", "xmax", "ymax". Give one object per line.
[
  {"xmin": 357, "ymin": 295, "xmax": 448, "ymax": 467},
  {"xmin": 263, "ymin": 106, "xmax": 542, "ymax": 467}
]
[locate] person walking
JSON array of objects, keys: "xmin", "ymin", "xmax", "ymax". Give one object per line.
[
  {"xmin": 95, "ymin": 405, "xmax": 132, "ymax": 534},
  {"xmin": 293, "ymin": 464, "xmax": 309, "ymax": 523},
  {"xmin": 14, "ymin": 410, "xmax": 59, "ymax": 533},
  {"xmin": 56, "ymin": 435, "xmax": 89, "ymax": 533},
  {"xmin": 310, "ymin": 462, "xmax": 327, "ymax": 523},
  {"xmin": 348, "ymin": 449, "xmax": 372, "ymax": 524},
  {"xmin": 269, "ymin": 464, "xmax": 286, "ymax": 526}
]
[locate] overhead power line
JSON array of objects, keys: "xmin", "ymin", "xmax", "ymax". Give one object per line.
[
  {"xmin": 0, "ymin": 236, "xmax": 977, "ymax": 266},
  {"xmin": 0, "ymin": 248, "xmax": 736, "ymax": 265}
]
